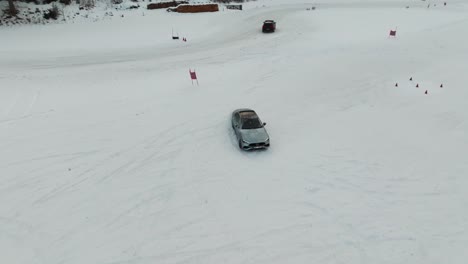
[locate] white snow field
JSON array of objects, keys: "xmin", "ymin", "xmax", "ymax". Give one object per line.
[{"xmin": 1, "ymin": 0, "xmax": 468, "ymax": 263}]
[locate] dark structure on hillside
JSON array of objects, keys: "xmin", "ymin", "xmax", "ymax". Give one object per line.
[{"xmin": 147, "ymin": 1, "xmax": 188, "ymax": 10}]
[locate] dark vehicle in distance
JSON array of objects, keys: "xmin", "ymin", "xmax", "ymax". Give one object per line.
[
  {"xmin": 231, "ymin": 109, "xmax": 270, "ymax": 150},
  {"xmin": 262, "ymin": 20, "xmax": 276, "ymax": 33}
]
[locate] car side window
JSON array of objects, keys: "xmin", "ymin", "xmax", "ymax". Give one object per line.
[{"xmin": 234, "ymin": 113, "xmax": 240, "ymax": 127}]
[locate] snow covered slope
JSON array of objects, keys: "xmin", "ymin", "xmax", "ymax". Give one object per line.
[{"xmin": 1, "ymin": 0, "xmax": 468, "ymax": 263}]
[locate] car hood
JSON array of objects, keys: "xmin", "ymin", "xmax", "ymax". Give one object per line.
[{"xmin": 239, "ymin": 128, "xmax": 269, "ymax": 143}]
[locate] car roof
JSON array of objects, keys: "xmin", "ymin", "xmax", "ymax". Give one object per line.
[
  {"xmin": 264, "ymin": 20, "xmax": 275, "ymax": 23},
  {"xmin": 239, "ymin": 111, "xmax": 258, "ymax": 120},
  {"xmin": 233, "ymin": 108, "xmax": 254, "ymax": 114}
]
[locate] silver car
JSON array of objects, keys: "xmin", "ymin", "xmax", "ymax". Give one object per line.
[{"xmin": 231, "ymin": 109, "xmax": 270, "ymax": 150}]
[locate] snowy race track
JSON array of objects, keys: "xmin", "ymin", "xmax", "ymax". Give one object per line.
[{"xmin": 1, "ymin": 0, "xmax": 468, "ymax": 263}]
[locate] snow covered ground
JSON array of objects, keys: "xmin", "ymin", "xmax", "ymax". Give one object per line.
[{"xmin": 1, "ymin": 0, "xmax": 468, "ymax": 263}]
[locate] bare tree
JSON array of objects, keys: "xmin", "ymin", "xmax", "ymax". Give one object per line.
[
  {"xmin": 6, "ymin": 0, "xmax": 19, "ymax": 16},
  {"xmin": 80, "ymin": 0, "xmax": 96, "ymax": 9}
]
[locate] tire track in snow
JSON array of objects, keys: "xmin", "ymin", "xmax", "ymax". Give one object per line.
[
  {"xmin": 23, "ymin": 87, "xmax": 41, "ymax": 117},
  {"xmin": 0, "ymin": 86, "xmax": 42, "ymax": 123},
  {"xmin": 0, "ymin": 216, "xmax": 47, "ymax": 264},
  {"xmin": 1, "ymin": 90, "xmax": 21, "ymax": 119}
]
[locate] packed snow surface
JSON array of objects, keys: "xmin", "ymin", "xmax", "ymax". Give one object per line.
[{"xmin": 1, "ymin": 0, "xmax": 468, "ymax": 263}]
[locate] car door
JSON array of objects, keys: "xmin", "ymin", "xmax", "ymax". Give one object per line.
[{"xmin": 232, "ymin": 113, "xmax": 241, "ymax": 138}]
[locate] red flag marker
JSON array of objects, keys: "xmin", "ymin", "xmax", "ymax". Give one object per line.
[
  {"xmin": 425, "ymin": 90, "xmax": 428, "ymax": 94},
  {"xmin": 409, "ymin": 77, "xmax": 413, "ymax": 81},
  {"xmin": 395, "ymin": 83, "xmax": 398, "ymax": 87},
  {"xmin": 416, "ymin": 83, "xmax": 419, "ymax": 88},
  {"xmin": 440, "ymin": 84, "xmax": 443, "ymax": 88},
  {"xmin": 189, "ymin": 69, "xmax": 199, "ymax": 85}
]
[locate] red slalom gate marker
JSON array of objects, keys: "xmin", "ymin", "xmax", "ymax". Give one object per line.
[{"xmin": 189, "ymin": 69, "xmax": 199, "ymax": 85}]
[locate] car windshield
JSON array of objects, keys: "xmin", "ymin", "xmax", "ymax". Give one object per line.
[{"xmin": 241, "ymin": 118, "xmax": 263, "ymax": 129}]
